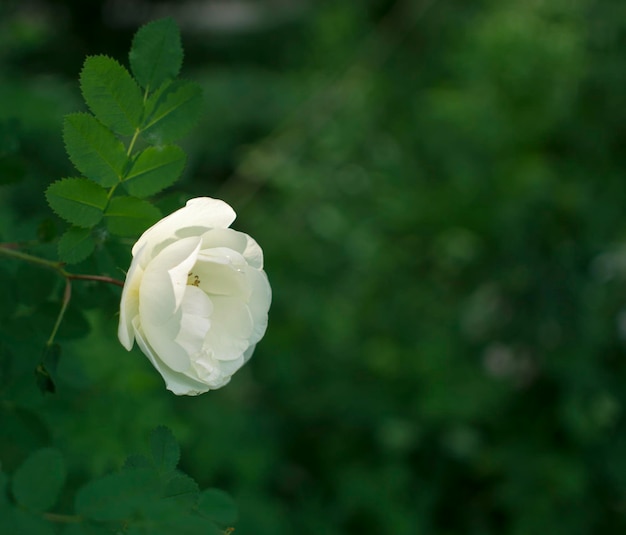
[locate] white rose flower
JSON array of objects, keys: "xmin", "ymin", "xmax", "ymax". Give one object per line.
[{"xmin": 117, "ymin": 197, "xmax": 271, "ymax": 395}]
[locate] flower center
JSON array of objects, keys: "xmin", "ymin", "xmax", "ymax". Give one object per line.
[{"xmin": 187, "ymin": 271, "xmax": 201, "ymax": 287}]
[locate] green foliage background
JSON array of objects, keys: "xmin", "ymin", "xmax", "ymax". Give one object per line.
[{"xmin": 2, "ymin": 0, "xmax": 626, "ymax": 533}]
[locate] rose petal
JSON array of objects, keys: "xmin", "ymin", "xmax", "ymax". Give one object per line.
[
  {"xmin": 174, "ymin": 286, "xmax": 213, "ymax": 356},
  {"xmin": 203, "ymin": 295, "xmax": 253, "ymax": 361},
  {"xmin": 199, "ymin": 228, "xmax": 264, "ymax": 269},
  {"xmin": 118, "ymin": 244, "xmax": 147, "ymax": 350},
  {"xmin": 246, "ymin": 267, "xmax": 272, "ymax": 344},
  {"xmin": 132, "ymin": 317, "xmax": 210, "ymax": 396},
  {"xmin": 193, "ymin": 249, "xmax": 249, "ymax": 298},
  {"xmin": 140, "ymin": 236, "xmax": 201, "ymax": 372},
  {"xmin": 133, "ymin": 197, "xmax": 236, "ymax": 258}
]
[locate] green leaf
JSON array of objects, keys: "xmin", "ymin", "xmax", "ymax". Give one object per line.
[
  {"xmin": 123, "ymin": 454, "xmax": 153, "ymax": 470},
  {"xmin": 12, "ymin": 448, "xmax": 65, "ymax": 512},
  {"xmin": 197, "ymin": 488, "xmax": 238, "ymax": 527},
  {"xmin": 162, "ymin": 474, "xmax": 198, "ymax": 509},
  {"xmin": 37, "ymin": 218, "xmax": 57, "ymax": 243},
  {"xmin": 75, "ymin": 468, "xmax": 160, "ymax": 522},
  {"xmin": 105, "ymin": 196, "xmax": 161, "ymax": 237},
  {"xmin": 80, "ymin": 55, "xmax": 144, "ymax": 136},
  {"xmin": 141, "ymin": 81, "xmax": 202, "ymax": 145},
  {"xmin": 46, "ymin": 178, "xmax": 108, "ymax": 228},
  {"xmin": 0, "ymin": 470, "xmax": 8, "ymax": 509},
  {"xmin": 123, "ymin": 145, "xmax": 186, "ymax": 197},
  {"xmin": 36, "ymin": 343, "xmax": 61, "ymax": 394},
  {"xmin": 0, "ymin": 507, "xmax": 56, "ymax": 535},
  {"xmin": 58, "ymin": 227, "xmax": 95, "ymax": 264},
  {"xmin": 130, "ymin": 18, "xmax": 183, "ymax": 91},
  {"xmin": 64, "ymin": 113, "xmax": 128, "ymax": 187},
  {"xmin": 150, "ymin": 426, "xmax": 180, "ymax": 472}
]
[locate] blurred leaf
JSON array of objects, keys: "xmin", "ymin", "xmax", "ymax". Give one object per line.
[
  {"xmin": 124, "ymin": 454, "xmax": 153, "ymax": 470},
  {"xmin": 0, "ymin": 507, "xmax": 56, "ymax": 535},
  {"xmin": 105, "ymin": 196, "xmax": 161, "ymax": 237},
  {"xmin": 0, "ymin": 407, "xmax": 49, "ymax": 472},
  {"xmin": 36, "ymin": 343, "xmax": 61, "ymax": 394},
  {"xmin": 46, "ymin": 178, "xmax": 108, "ymax": 228},
  {"xmin": 130, "ymin": 17, "xmax": 183, "ymax": 91},
  {"xmin": 0, "ymin": 154, "xmax": 25, "ymax": 185},
  {"xmin": 197, "ymin": 488, "xmax": 238, "ymax": 527},
  {"xmin": 35, "ymin": 363, "xmax": 55, "ymax": 394},
  {"xmin": 0, "ymin": 343, "xmax": 11, "ymax": 387},
  {"xmin": 15, "ymin": 262, "xmax": 57, "ymax": 306},
  {"xmin": 141, "ymin": 81, "xmax": 202, "ymax": 145},
  {"xmin": 64, "ymin": 113, "xmax": 128, "ymax": 187},
  {"xmin": 12, "ymin": 447, "xmax": 65, "ymax": 512},
  {"xmin": 37, "ymin": 218, "xmax": 57, "ymax": 243},
  {"xmin": 163, "ymin": 474, "xmax": 199, "ymax": 508},
  {"xmin": 150, "ymin": 426, "xmax": 180, "ymax": 473},
  {"xmin": 75, "ymin": 468, "xmax": 160, "ymax": 522},
  {"xmin": 61, "ymin": 522, "xmax": 114, "ymax": 535},
  {"xmin": 123, "ymin": 145, "xmax": 186, "ymax": 197},
  {"xmin": 58, "ymin": 226, "xmax": 95, "ymax": 264},
  {"xmin": 80, "ymin": 55, "xmax": 143, "ymax": 136}
]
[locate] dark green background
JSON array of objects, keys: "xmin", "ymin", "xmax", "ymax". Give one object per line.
[{"xmin": 1, "ymin": 0, "xmax": 626, "ymax": 533}]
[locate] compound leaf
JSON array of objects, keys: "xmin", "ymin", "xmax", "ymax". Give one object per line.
[
  {"xmin": 130, "ymin": 18, "xmax": 183, "ymax": 91},
  {"xmin": 141, "ymin": 81, "xmax": 202, "ymax": 145},
  {"xmin": 150, "ymin": 426, "xmax": 180, "ymax": 473},
  {"xmin": 64, "ymin": 113, "xmax": 128, "ymax": 187},
  {"xmin": 75, "ymin": 468, "xmax": 160, "ymax": 522},
  {"xmin": 197, "ymin": 488, "xmax": 238, "ymax": 527},
  {"xmin": 12, "ymin": 448, "xmax": 65, "ymax": 512},
  {"xmin": 80, "ymin": 55, "xmax": 143, "ymax": 136},
  {"xmin": 58, "ymin": 227, "xmax": 95, "ymax": 264},
  {"xmin": 123, "ymin": 145, "xmax": 186, "ymax": 197},
  {"xmin": 46, "ymin": 178, "xmax": 108, "ymax": 228}
]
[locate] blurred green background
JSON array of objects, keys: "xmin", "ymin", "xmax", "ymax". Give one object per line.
[{"xmin": 2, "ymin": 0, "xmax": 626, "ymax": 533}]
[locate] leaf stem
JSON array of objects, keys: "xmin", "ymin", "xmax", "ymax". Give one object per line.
[
  {"xmin": 0, "ymin": 244, "xmax": 124, "ymax": 286},
  {"xmin": 127, "ymin": 128, "xmax": 140, "ymax": 156},
  {"xmin": 68, "ymin": 273, "xmax": 124, "ymax": 287},
  {"xmin": 43, "ymin": 512, "xmax": 82, "ymax": 524},
  {"xmin": 47, "ymin": 278, "xmax": 71, "ymax": 346}
]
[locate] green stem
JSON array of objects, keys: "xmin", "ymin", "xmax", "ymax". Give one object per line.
[
  {"xmin": 47, "ymin": 278, "xmax": 71, "ymax": 346},
  {"xmin": 126, "ymin": 128, "xmax": 140, "ymax": 156},
  {"xmin": 43, "ymin": 512, "xmax": 82, "ymax": 524},
  {"xmin": 0, "ymin": 245, "xmax": 124, "ymax": 287},
  {"xmin": 0, "ymin": 245, "xmax": 63, "ymax": 272}
]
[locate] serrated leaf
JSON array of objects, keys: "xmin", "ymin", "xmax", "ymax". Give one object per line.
[
  {"xmin": 150, "ymin": 426, "xmax": 180, "ymax": 472},
  {"xmin": 163, "ymin": 474, "xmax": 198, "ymax": 509},
  {"xmin": 12, "ymin": 448, "xmax": 65, "ymax": 512},
  {"xmin": 105, "ymin": 196, "xmax": 161, "ymax": 237},
  {"xmin": 75, "ymin": 468, "xmax": 160, "ymax": 522},
  {"xmin": 58, "ymin": 227, "xmax": 95, "ymax": 264},
  {"xmin": 197, "ymin": 488, "xmax": 238, "ymax": 527},
  {"xmin": 46, "ymin": 178, "xmax": 108, "ymax": 228},
  {"xmin": 130, "ymin": 18, "xmax": 183, "ymax": 91},
  {"xmin": 64, "ymin": 113, "xmax": 128, "ymax": 187},
  {"xmin": 80, "ymin": 55, "xmax": 144, "ymax": 136},
  {"xmin": 141, "ymin": 81, "xmax": 202, "ymax": 145},
  {"xmin": 123, "ymin": 145, "xmax": 186, "ymax": 197}
]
